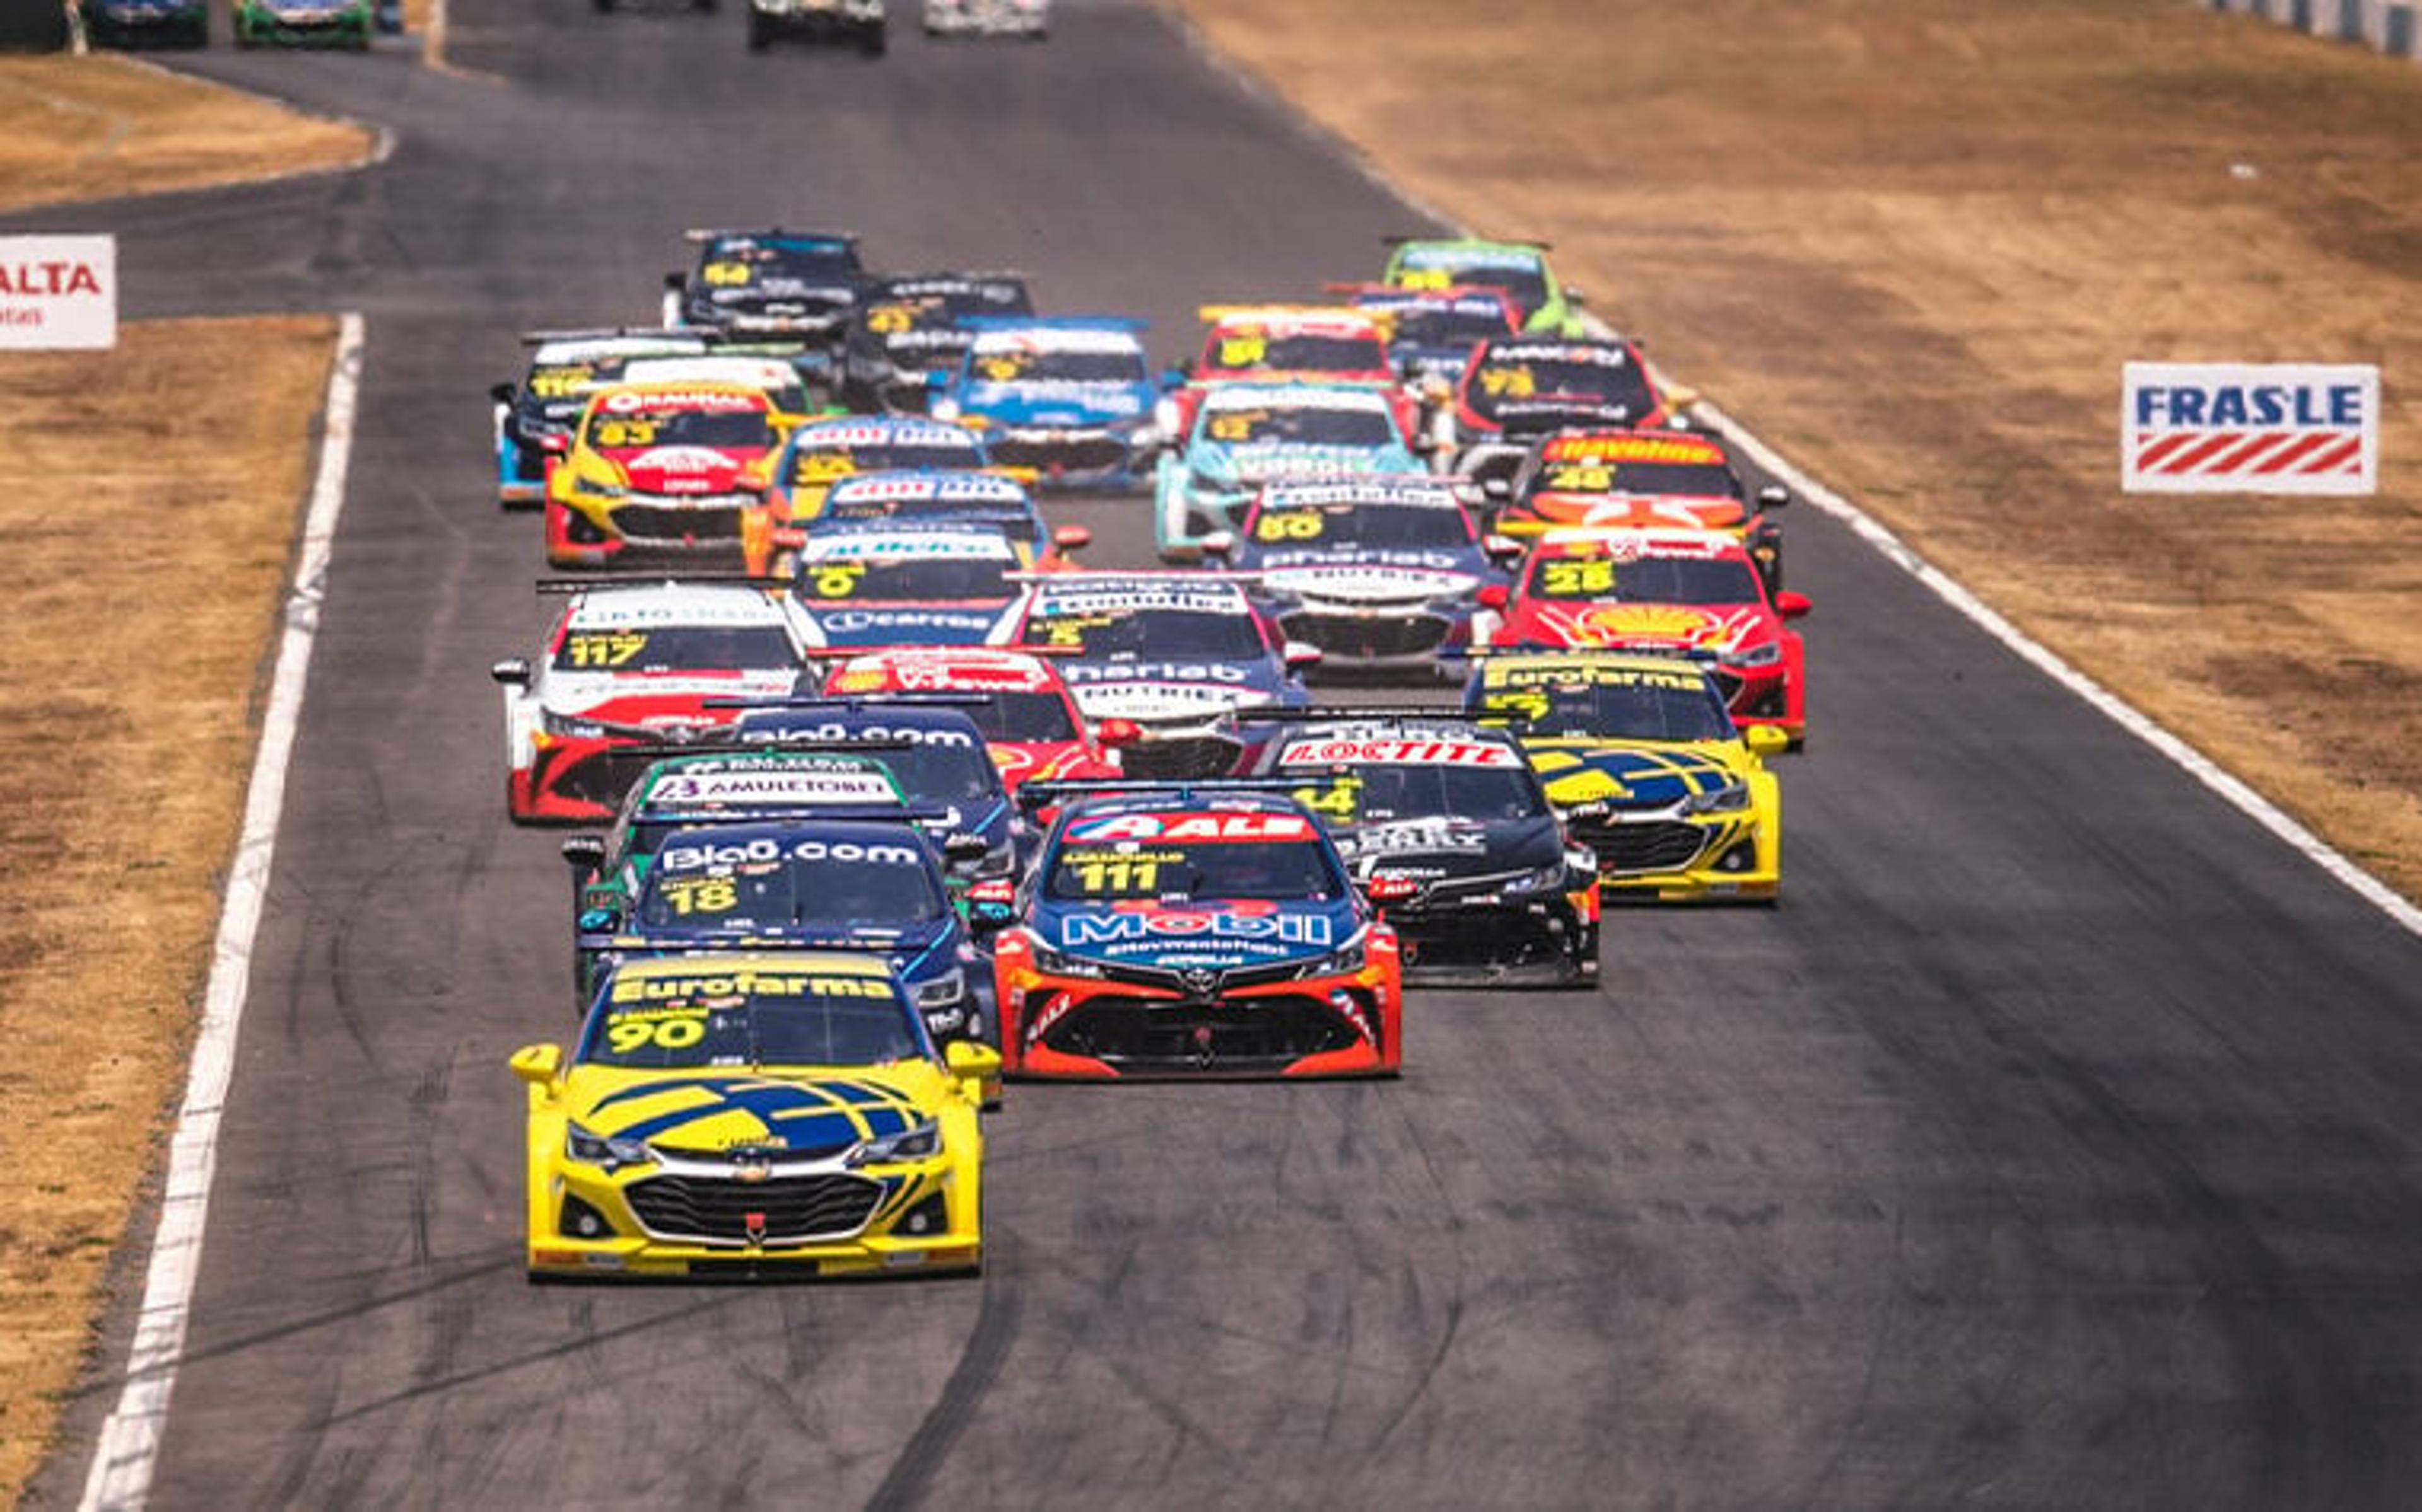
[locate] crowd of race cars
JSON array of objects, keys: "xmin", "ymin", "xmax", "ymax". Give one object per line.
[{"xmin": 492, "ymin": 228, "xmax": 1810, "ymax": 1280}]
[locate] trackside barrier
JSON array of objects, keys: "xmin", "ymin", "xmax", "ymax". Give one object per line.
[{"xmin": 2203, "ymin": 0, "xmax": 2422, "ymax": 61}]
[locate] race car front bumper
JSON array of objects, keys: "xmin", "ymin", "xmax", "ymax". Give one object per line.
[
  {"xmin": 996, "ymin": 941, "xmax": 1401, "ymax": 1079},
  {"xmin": 1563, "ymin": 803, "xmax": 1777, "ymax": 902},
  {"xmin": 923, "ymin": 0, "xmax": 1044, "ymax": 33},
  {"xmin": 508, "ymin": 735, "xmax": 676, "ymax": 824},
  {"xmin": 529, "ymin": 1147, "xmax": 978, "ymax": 1280},
  {"xmin": 546, "ymin": 491, "xmax": 768, "ymax": 569},
  {"xmin": 1376, "ymin": 879, "xmax": 1599, "ymax": 986},
  {"xmin": 1273, "ymin": 602, "xmax": 1469, "ymax": 678},
  {"xmin": 980, "ymin": 427, "xmax": 1144, "ymax": 488}
]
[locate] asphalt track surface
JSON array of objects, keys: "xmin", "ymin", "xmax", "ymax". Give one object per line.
[{"xmin": 23, "ymin": 2, "xmax": 2422, "ymax": 1505}]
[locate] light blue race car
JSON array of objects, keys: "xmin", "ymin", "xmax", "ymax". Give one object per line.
[
  {"xmin": 1152, "ymin": 380, "xmax": 1429, "ymax": 562},
  {"xmin": 929, "ymin": 317, "xmax": 1163, "ymax": 490}
]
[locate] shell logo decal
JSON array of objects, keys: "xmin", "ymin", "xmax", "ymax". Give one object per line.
[{"xmin": 1567, "ymin": 604, "xmax": 1721, "ymax": 644}]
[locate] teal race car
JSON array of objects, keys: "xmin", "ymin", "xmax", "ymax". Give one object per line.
[
  {"xmin": 1380, "ymin": 237, "xmax": 1587, "ymax": 337},
  {"xmin": 1152, "ymin": 380, "xmax": 1430, "ymax": 561}
]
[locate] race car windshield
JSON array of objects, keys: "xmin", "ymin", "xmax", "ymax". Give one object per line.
[
  {"xmin": 1526, "ymin": 460, "xmax": 1740, "ymax": 500},
  {"xmin": 551, "ymin": 625, "xmax": 800, "ymax": 672},
  {"xmin": 1484, "ymin": 678, "xmax": 1736, "ymax": 742},
  {"xmin": 1307, "ymin": 764, "xmax": 1543, "ymax": 823},
  {"xmin": 1467, "ymin": 358, "xmax": 1653, "ymax": 421},
  {"xmin": 579, "ymin": 996, "xmax": 920, "ymax": 1071},
  {"xmin": 962, "ymin": 689, "xmax": 1080, "ymax": 743},
  {"xmin": 637, "ymin": 851, "xmax": 947, "ymax": 931},
  {"xmin": 1208, "ymin": 332, "xmax": 1387, "ymax": 374},
  {"xmin": 1027, "ymin": 608, "xmax": 1263, "ymax": 659},
  {"xmin": 790, "ymin": 439, "xmax": 986, "ymax": 480},
  {"xmin": 1046, "ymin": 838, "xmax": 1342, "ymax": 902},
  {"xmin": 1391, "ymin": 305, "xmax": 1512, "ymax": 347},
  {"xmin": 1524, "ymin": 555, "xmax": 1763, "ymax": 605},
  {"xmin": 585, "ymin": 410, "xmax": 775, "ymax": 452},
  {"xmin": 1201, "ymin": 406, "xmax": 1398, "ymax": 448},
  {"xmin": 970, "ymin": 348, "xmax": 1147, "ymax": 384},
  {"xmin": 700, "ymin": 239, "xmax": 859, "ymax": 283},
  {"xmin": 869, "ymin": 738, "xmax": 1000, "ymax": 803},
  {"xmin": 797, "ymin": 554, "xmax": 1015, "ymax": 602},
  {"xmin": 1396, "ymin": 255, "xmax": 1549, "ymax": 314},
  {"xmin": 1251, "ymin": 502, "xmax": 1467, "ymax": 550}
]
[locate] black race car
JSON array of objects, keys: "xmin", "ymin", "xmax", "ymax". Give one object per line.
[
  {"xmin": 1251, "ymin": 714, "xmax": 1600, "ymax": 986},
  {"xmin": 662, "ymin": 230, "xmax": 865, "ymax": 347},
  {"xmin": 840, "ymin": 272, "xmax": 1032, "ymax": 412}
]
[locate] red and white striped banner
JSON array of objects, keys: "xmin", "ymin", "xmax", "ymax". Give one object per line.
[{"xmin": 2123, "ymin": 362, "xmax": 2378, "ymax": 495}]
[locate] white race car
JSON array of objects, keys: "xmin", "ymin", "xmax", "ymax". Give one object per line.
[{"xmin": 923, "ymin": 0, "xmax": 1044, "ymax": 38}]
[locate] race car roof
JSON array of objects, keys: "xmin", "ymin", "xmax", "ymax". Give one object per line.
[
  {"xmin": 559, "ymin": 582, "xmax": 791, "ymax": 629},
  {"xmin": 829, "ymin": 647, "xmax": 1062, "ymax": 691},
  {"xmin": 1200, "ymin": 305, "xmax": 1386, "ymax": 338},
  {"xmin": 1478, "ymin": 339, "xmax": 1635, "ymax": 366},
  {"xmin": 529, "ymin": 334, "xmax": 707, "ymax": 364},
  {"xmin": 1535, "ymin": 430, "xmax": 1729, "ymax": 465},
  {"xmin": 1026, "ymin": 576, "xmax": 1251, "ymax": 614},
  {"xmin": 1258, "ymin": 476, "xmax": 1465, "ymax": 509},
  {"xmin": 800, "ymin": 523, "xmax": 1021, "ymax": 562},
  {"xmin": 619, "ymin": 356, "xmax": 802, "ymax": 393},
  {"xmin": 1534, "ymin": 526, "xmax": 1746, "ymax": 559},
  {"xmin": 633, "ymin": 753, "xmax": 904, "ymax": 813},
  {"xmin": 1200, "ymin": 382, "xmax": 1394, "ymax": 413},
  {"xmin": 584, "ymin": 381, "xmax": 770, "ymax": 416},
  {"xmin": 821, "ymin": 469, "xmax": 1034, "ymax": 507},
  {"xmin": 1272, "ymin": 726, "xmax": 1526, "ymax": 767},
  {"xmin": 1476, "ymin": 649, "xmax": 1724, "ymax": 685},
  {"xmin": 789, "ymin": 416, "xmax": 987, "ymax": 448}
]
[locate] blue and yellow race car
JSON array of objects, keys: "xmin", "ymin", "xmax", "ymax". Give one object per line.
[
  {"xmin": 512, "ymin": 951, "xmax": 997, "ymax": 1280},
  {"xmin": 929, "ymin": 317, "xmax": 1162, "ymax": 488},
  {"xmin": 1463, "ymin": 649, "xmax": 1786, "ymax": 902}
]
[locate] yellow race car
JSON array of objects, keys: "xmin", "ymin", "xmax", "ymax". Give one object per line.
[
  {"xmin": 1463, "ymin": 649, "xmax": 1788, "ymax": 902},
  {"xmin": 510, "ymin": 951, "xmax": 998, "ymax": 1280}
]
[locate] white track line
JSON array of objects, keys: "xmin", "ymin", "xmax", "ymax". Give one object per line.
[
  {"xmin": 79, "ymin": 312, "xmax": 366, "ymax": 1512},
  {"xmin": 1159, "ymin": 0, "xmax": 2421, "ymax": 940}
]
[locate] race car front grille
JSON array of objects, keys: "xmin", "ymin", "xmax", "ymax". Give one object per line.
[
  {"xmin": 1036, "ymin": 992, "xmax": 1362, "ymax": 1073},
  {"xmin": 625, "ymin": 1172, "xmax": 882, "ymax": 1245},
  {"xmin": 610, "ymin": 503, "xmax": 747, "ymax": 544},
  {"xmin": 986, "ymin": 434, "xmax": 1128, "ymax": 474},
  {"xmin": 1387, "ymin": 908, "xmax": 1572, "ymax": 975},
  {"xmin": 1570, "ymin": 819, "xmax": 1708, "ymax": 877},
  {"xmin": 1120, "ymin": 734, "xmax": 1244, "ymax": 781},
  {"xmin": 1278, "ymin": 612, "xmax": 1451, "ymax": 660}
]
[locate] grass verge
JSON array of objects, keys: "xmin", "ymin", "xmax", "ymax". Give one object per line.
[
  {"xmin": 0, "ymin": 316, "xmax": 337, "ymax": 1506},
  {"xmin": 0, "ymin": 54, "xmax": 370, "ymax": 213},
  {"xmin": 1169, "ymin": 0, "xmax": 2422, "ymax": 901}
]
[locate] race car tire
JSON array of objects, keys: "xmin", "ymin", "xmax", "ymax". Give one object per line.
[
  {"xmin": 747, "ymin": 11, "xmax": 769, "ymax": 46},
  {"xmin": 693, "ymin": 0, "xmax": 717, "ymax": 13},
  {"xmin": 858, "ymin": 21, "xmax": 885, "ymax": 54},
  {"xmin": 592, "ymin": 0, "xmax": 612, "ymax": 13}
]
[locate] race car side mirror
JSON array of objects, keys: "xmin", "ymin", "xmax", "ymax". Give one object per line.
[
  {"xmin": 1775, "ymin": 591, "xmax": 1812, "ymax": 620},
  {"xmin": 1482, "ymin": 476, "xmax": 1512, "ymax": 502},
  {"xmin": 943, "ymin": 834, "xmax": 991, "ymax": 868},
  {"xmin": 1283, "ymin": 641, "xmax": 1324, "ymax": 672},
  {"xmin": 1564, "ymin": 285, "xmax": 1586, "ymax": 306},
  {"xmin": 1482, "ymin": 534, "xmax": 1523, "ymax": 565},
  {"xmin": 967, "ymin": 900, "xmax": 1016, "ymax": 936},
  {"xmin": 1743, "ymin": 724, "xmax": 1791, "ymax": 757},
  {"xmin": 508, "ymin": 1043, "xmax": 564, "ymax": 1091},
  {"xmin": 561, "ymin": 834, "xmax": 608, "ymax": 872},
  {"xmin": 1096, "ymin": 716, "xmax": 1142, "ymax": 748},
  {"xmin": 663, "ymin": 271, "xmax": 685, "ymax": 292},
  {"xmin": 539, "ymin": 432, "xmax": 571, "ymax": 454},
  {"xmin": 944, "ymin": 1040, "xmax": 1003, "ymax": 1107},
  {"xmin": 1051, "ymin": 523, "xmax": 1093, "ymax": 554},
  {"xmin": 489, "ymin": 381, "xmax": 515, "ymax": 405},
  {"xmin": 1757, "ymin": 484, "xmax": 1790, "ymax": 509},
  {"xmin": 1476, "ymin": 584, "xmax": 1510, "ymax": 610},
  {"xmin": 1199, "ymin": 531, "xmax": 1236, "ymax": 561},
  {"xmin": 490, "ymin": 658, "xmax": 532, "ymax": 686}
]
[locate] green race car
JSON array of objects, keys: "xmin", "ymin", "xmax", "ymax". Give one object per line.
[
  {"xmin": 1381, "ymin": 237, "xmax": 1587, "ymax": 337},
  {"xmin": 233, "ymin": 0, "xmax": 372, "ymax": 45}
]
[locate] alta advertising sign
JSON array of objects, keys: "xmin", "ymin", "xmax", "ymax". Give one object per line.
[
  {"xmin": 0, "ymin": 236, "xmax": 117, "ymax": 351},
  {"xmin": 2122, "ymin": 361, "xmax": 2377, "ymax": 496}
]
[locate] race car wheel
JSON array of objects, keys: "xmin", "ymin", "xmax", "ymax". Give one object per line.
[
  {"xmin": 747, "ymin": 11, "xmax": 770, "ymax": 46},
  {"xmin": 592, "ymin": 0, "xmax": 612, "ymax": 13},
  {"xmin": 858, "ymin": 21, "xmax": 885, "ymax": 54}
]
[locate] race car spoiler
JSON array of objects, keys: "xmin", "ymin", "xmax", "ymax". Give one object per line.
[
  {"xmin": 616, "ymin": 735, "xmax": 918, "ymax": 757},
  {"xmin": 519, "ymin": 326, "xmax": 711, "ymax": 345},
  {"xmin": 1001, "ymin": 569, "xmax": 1261, "ymax": 585},
  {"xmin": 1014, "ymin": 777, "xmax": 1311, "ymax": 815},
  {"xmin": 534, "ymin": 573, "xmax": 790, "ymax": 593},
  {"xmin": 1383, "ymin": 234, "xmax": 1550, "ymax": 250},
  {"xmin": 1236, "ymin": 707, "xmax": 1498, "ymax": 725},
  {"xmin": 959, "ymin": 315, "xmax": 1148, "ymax": 334},
  {"xmin": 683, "ymin": 227, "xmax": 858, "ymax": 245}
]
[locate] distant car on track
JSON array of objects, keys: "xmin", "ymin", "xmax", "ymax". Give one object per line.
[
  {"xmin": 233, "ymin": 0, "xmax": 372, "ymax": 46},
  {"xmin": 84, "ymin": 0, "xmax": 209, "ymax": 49},
  {"xmin": 840, "ymin": 272, "xmax": 1032, "ymax": 412}
]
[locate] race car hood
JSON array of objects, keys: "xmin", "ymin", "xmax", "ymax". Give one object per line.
[
  {"xmin": 595, "ymin": 917, "xmax": 946, "ymax": 963},
  {"xmin": 1058, "ymin": 661, "xmax": 1287, "ymax": 726},
  {"xmin": 986, "ymin": 740, "xmax": 1110, "ymax": 793},
  {"xmin": 708, "ymin": 281, "xmax": 853, "ymax": 316},
  {"xmin": 1337, "ymin": 813, "xmax": 1563, "ymax": 884},
  {"xmin": 543, "ymin": 668, "xmax": 799, "ymax": 729},
  {"xmin": 1199, "ymin": 444, "xmax": 1402, "ymax": 487},
  {"xmin": 1041, "ymin": 898, "xmax": 1348, "ymax": 972},
  {"xmin": 1512, "ymin": 603, "xmax": 1765, "ymax": 654},
  {"xmin": 960, "ymin": 380, "xmax": 1151, "ymax": 427},
  {"xmin": 559, "ymin": 1066, "xmax": 939, "ymax": 1158},
  {"xmin": 607, "ymin": 445, "xmax": 763, "ymax": 497},
  {"xmin": 1255, "ymin": 549, "xmax": 1483, "ymax": 604},
  {"xmin": 796, "ymin": 603, "xmax": 1014, "ymax": 647},
  {"xmin": 1523, "ymin": 740, "xmax": 1749, "ymax": 815},
  {"xmin": 1523, "ymin": 492, "xmax": 1748, "ymax": 531}
]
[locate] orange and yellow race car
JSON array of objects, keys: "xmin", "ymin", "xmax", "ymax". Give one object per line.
[
  {"xmin": 544, "ymin": 381, "xmax": 797, "ymax": 571},
  {"xmin": 1490, "ymin": 428, "xmax": 1790, "ymax": 591}
]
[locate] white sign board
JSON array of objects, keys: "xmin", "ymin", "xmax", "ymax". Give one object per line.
[
  {"xmin": 0, "ymin": 235, "xmax": 117, "ymax": 351},
  {"xmin": 2122, "ymin": 361, "xmax": 2377, "ymax": 495}
]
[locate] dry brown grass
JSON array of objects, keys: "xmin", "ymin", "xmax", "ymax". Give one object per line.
[
  {"xmin": 0, "ymin": 54, "xmax": 370, "ymax": 212},
  {"xmin": 1171, "ymin": 0, "xmax": 2422, "ymax": 898},
  {"xmin": 0, "ymin": 318, "xmax": 337, "ymax": 1506}
]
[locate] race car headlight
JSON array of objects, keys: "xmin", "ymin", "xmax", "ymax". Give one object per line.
[
  {"xmin": 1295, "ymin": 937, "xmax": 1367, "ymax": 979},
  {"xmin": 1685, "ymin": 782, "xmax": 1752, "ymax": 815},
  {"xmin": 1028, "ymin": 943, "xmax": 1106, "ymax": 979},
  {"xmin": 1721, "ymin": 641, "xmax": 1782, "ymax": 669},
  {"xmin": 846, "ymin": 1118, "xmax": 942, "ymax": 1167},
  {"xmin": 930, "ymin": 398, "xmax": 961, "ymax": 421},
  {"xmin": 911, "ymin": 968, "xmax": 969, "ymax": 1010},
  {"xmin": 565, "ymin": 1122, "xmax": 653, "ymax": 1172},
  {"xmin": 571, "ymin": 474, "xmax": 627, "ymax": 501},
  {"xmin": 1500, "ymin": 862, "xmax": 1565, "ymax": 897},
  {"xmin": 540, "ymin": 709, "xmax": 609, "ymax": 739}
]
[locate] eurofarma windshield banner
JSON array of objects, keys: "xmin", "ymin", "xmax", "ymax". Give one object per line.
[
  {"xmin": 2122, "ymin": 361, "xmax": 2378, "ymax": 496},
  {"xmin": 0, "ymin": 235, "xmax": 116, "ymax": 350}
]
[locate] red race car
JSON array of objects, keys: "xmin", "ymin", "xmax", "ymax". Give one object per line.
[
  {"xmin": 1162, "ymin": 305, "xmax": 1420, "ymax": 442},
  {"xmin": 817, "ymin": 646, "xmax": 1128, "ymax": 791},
  {"xmin": 1476, "ymin": 529, "xmax": 1811, "ymax": 744}
]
